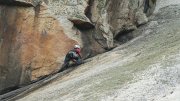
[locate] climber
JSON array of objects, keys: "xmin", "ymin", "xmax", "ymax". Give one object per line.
[{"xmin": 59, "ymin": 45, "xmax": 83, "ymax": 72}]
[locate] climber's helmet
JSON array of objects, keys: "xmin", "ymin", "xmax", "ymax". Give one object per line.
[
  {"xmin": 74, "ymin": 45, "xmax": 81, "ymax": 54},
  {"xmin": 74, "ymin": 45, "xmax": 80, "ymax": 49}
]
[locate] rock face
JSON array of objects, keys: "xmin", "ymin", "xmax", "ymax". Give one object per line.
[
  {"xmin": 86, "ymin": 0, "xmax": 157, "ymax": 48},
  {"xmin": 0, "ymin": 0, "xmax": 95, "ymax": 93},
  {"xmin": 154, "ymin": 0, "xmax": 180, "ymax": 13},
  {"xmin": 0, "ymin": 0, "xmax": 156, "ymax": 93},
  {"xmin": 17, "ymin": 1, "xmax": 180, "ymax": 101},
  {"xmin": 48, "ymin": 0, "xmax": 91, "ymax": 24},
  {"xmin": 90, "ymin": 0, "xmax": 156, "ymax": 41},
  {"xmin": 0, "ymin": 4, "xmax": 79, "ymax": 92}
]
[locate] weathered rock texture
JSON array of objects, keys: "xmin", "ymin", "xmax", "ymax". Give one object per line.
[
  {"xmin": 17, "ymin": 1, "xmax": 180, "ymax": 101},
  {"xmin": 48, "ymin": 0, "xmax": 90, "ymax": 24},
  {"xmin": 46, "ymin": 0, "xmax": 105, "ymax": 57},
  {"xmin": 0, "ymin": 4, "xmax": 79, "ymax": 93},
  {"xmin": 154, "ymin": 0, "xmax": 180, "ymax": 13},
  {"xmin": 90, "ymin": 0, "xmax": 156, "ymax": 45},
  {"xmin": 0, "ymin": 0, "xmax": 157, "ymax": 93}
]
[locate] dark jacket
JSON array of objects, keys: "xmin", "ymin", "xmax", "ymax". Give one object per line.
[{"xmin": 64, "ymin": 49, "xmax": 81, "ymax": 64}]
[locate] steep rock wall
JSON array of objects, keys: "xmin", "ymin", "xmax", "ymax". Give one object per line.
[
  {"xmin": 0, "ymin": 0, "xmax": 157, "ymax": 93},
  {"xmin": 0, "ymin": 0, "xmax": 101, "ymax": 93},
  {"xmin": 90, "ymin": 0, "xmax": 156, "ymax": 44},
  {"xmin": 46, "ymin": 0, "xmax": 106, "ymax": 57},
  {"xmin": 0, "ymin": 4, "xmax": 78, "ymax": 93},
  {"xmin": 17, "ymin": 2, "xmax": 180, "ymax": 101}
]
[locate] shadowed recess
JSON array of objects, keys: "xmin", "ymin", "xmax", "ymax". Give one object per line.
[
  {"xmin": 0, "ymin": 0, "xmax": 33, "ymax": 7},
  {"xmin": 70, "ymin": 20, "xmax": 95, "ymax": 30}
]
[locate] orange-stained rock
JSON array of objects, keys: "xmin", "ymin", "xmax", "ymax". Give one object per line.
[{"xmin": 0, "ymin": 5, "xmax": 78, "ymax": 92}]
